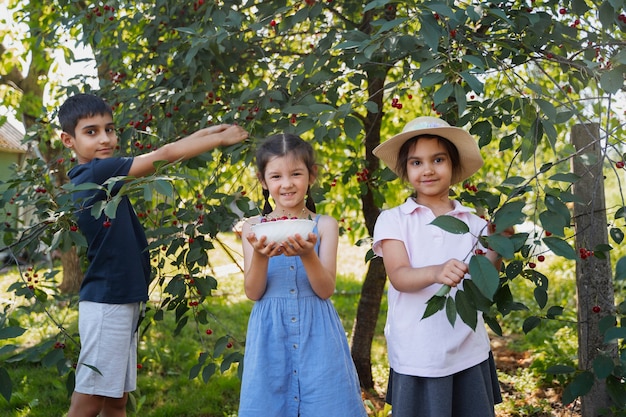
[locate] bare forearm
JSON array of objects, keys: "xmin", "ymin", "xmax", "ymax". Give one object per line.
[
  {"xmin": 387, "ymin": 265, "xmax": 440, "ymax": 293},
  {"xmin": 300, "ymin": 252, "xmax": 336, "ymax": 299},
  {"xmin": 244, "ymin": 254, "xmax": 269, "ymax": 301}
]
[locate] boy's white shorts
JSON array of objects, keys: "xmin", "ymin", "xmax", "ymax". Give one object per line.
[{"xmin": 74, "ymin": 301, "xmax": 141, "ymax": 398}]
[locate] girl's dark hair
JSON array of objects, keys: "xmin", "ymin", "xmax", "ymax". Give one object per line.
[
  {"xmin": 58, "ymin": 93, "xmax": 113, "ymax": 137},
  {"xmin": 396, "ymin": 135, "xmax": 461, "ymax": 182},
  {"xmin": 256, "ymin": 133, "xmax": 317, "ymax": 216}
]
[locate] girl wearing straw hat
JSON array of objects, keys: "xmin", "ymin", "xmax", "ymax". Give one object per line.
[{"xmin": 372, "ymin": 117, "xmax": 503, "ymax": 417}]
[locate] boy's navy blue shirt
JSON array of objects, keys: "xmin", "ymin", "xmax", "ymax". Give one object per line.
[{"xmin": 68, "ymin": 157, "xmax": 151, "ymax": 304}]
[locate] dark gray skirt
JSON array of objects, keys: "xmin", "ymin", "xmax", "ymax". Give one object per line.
[{"xmin": 385, "ymin": 352, "xmax": 502, "ymax": 417}]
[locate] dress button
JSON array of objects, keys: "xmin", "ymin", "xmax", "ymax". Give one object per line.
[
  {"xmin": 290, "ymin": 265, "xmax": 295, "ymax": 270},
  {"xmin": 291, "ymin": 317, "xmax": 297, "ymax": 322},
  {"xmin": 293, "ymin": 344, "xmax": 298, "ymax": 349},
  {"xmin": 290, "ymin": 289, "xmax": 296, "ymax": 294}
]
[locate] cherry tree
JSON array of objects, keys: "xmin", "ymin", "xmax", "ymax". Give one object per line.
[{"xmin": 1, "ymin": 0, "xmax": 625, "ymax": 413}]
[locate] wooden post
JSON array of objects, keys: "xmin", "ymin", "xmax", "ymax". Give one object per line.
[{"xmin": 571, "ymin": 123, "xmax": 617, "ymax": 416}]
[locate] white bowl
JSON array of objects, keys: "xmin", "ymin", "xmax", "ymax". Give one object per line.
[{"xmin": 251, "ymin": 218, "xmax": 316, "ymax": 243}]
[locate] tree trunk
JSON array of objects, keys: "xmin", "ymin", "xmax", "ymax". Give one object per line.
[
  {"xmin": 350, "ymin": 67, "xmax": 388, "ymax": 390},
  {"xmin": 351, "ymin": 256, "xmax": 386, "ymax": 390},
  {"xmin": 571, "ymin": 123, "xmax": 617, "ymax": 416},
  {"xmin": 57, "ymin": 246, "xmax": 83, "ymax": 293}
]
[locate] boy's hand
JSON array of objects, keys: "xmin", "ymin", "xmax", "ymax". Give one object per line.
[{"xmin": 213, "ymin": 124, "xmax": 248, "ymax": 147}]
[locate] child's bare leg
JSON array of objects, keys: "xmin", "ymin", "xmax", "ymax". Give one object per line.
[
  {"xmin": 101, "ymin": 393, "xmax": 128, "ymax": 417},
  {"xmin": 67, "ymin": 391, "xmax": 105, "ymax": 417}
]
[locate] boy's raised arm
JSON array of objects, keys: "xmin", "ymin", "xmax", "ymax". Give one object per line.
[{"xmin": 129, "ymin": 124, "xmax": 248, "ymax": 177}]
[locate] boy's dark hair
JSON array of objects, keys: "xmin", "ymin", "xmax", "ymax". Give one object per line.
[
  {"xmin": 58, "ymin": 93, "xmax": 113, "ymax": 137},
  {"xmin": 396, "ymin": 134, "xmax": 461, "ymax": 182},
  {"xmin": 256, "ymin": 133, "xmax": 317, "ymax": 216}
]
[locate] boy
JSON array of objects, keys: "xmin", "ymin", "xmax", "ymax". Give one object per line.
[{"xmin": 59, "ymin": 93, "xmax": 248, "ymax": 417}]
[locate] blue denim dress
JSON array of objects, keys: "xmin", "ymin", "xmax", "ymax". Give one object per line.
[{"xmin": 238, "ymin": 218, "xmax": 366, "ymax": 417}]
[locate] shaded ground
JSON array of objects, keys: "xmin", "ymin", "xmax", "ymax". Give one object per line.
[{"xmin": 491, "ymin": 337, "xmax": 581, "ymax": 417}]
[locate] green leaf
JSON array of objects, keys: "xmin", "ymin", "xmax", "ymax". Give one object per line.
[
  {"xmin": 492, "ymin": 200, "xmax": 526, "ymax": 233},
  {"xmin": 469, "ymin": 255, "xmax": 499, "ymax": 300},
  {"xmin": 153, "ymin": 179, "xmax": 174, "ymax": 198},
  {"xmin": 202, "ymin": 363, "xmax": 217, "ymax": 383},
  {"xmin": 562, "ymin": 371, "xmax": 594, "ymax": 405},
  {"xmin": 463, "ymin": 279, "xmax": 493, "ymax": 312},
  {"xmin": 104, "ymin": 195, "xmax": 122, "ymax": 219},
  {"xmin": 343, "ymin": 115, "xmax": 362, "ymax": 139},
  {"xmin": 364, "ymin": 0, "xmax": 391, "ymax": 12},
  {"xmin": 522, "ymin": 316, "xmax": 541, "ymax": 334},
  {"xmin": 543, "ymin": 236, "xmax": 577, "ymax": 260},
  {"xmin": 221, "ymin": 351, "xmax": 242, "ymax": 373},
  {"xmin": 485, "ymin": 234, "xmax": 514, "ymax": 259},
  {"xmin": 539, "ymin": 210, "xmax": 567, "ymax": 237},
  {"xmin": 534, "ymin": 287, "xmax": 547, "ymax": 309},
  {"xmin": 546, "ymin": 306, "xmax": 564, "ymax": 319},
  {"xmin": 607, "ymin": 375, "xmax": 626, "ymax": 408},
  {"xmin": 455, "ymin": 290, "xmax": 477, "ymax": 330},
  {"xmin": 593, "ymin": 353, "xmax": 615, "ymax": 379},
  {"xmin": 548, "ymin": 172, "xmax": 580, "ymax": 183},
  {"xmin": 505, "ymin": 260, "xmax": 523, "ymax": 280},
  {"xmin": 0, "ymin": 326, "xmax": 26, "ymax": 340},
  {"xmin": 429, "ymin": 215, "xmax": 469, "ymax": 234},
  {"xmin": 422, "ymin": 295, "xmax": 446, "ymax": 319},
  {"xmin": 610, "ymin": 227, "xmax": 624, "ymax": 244},
  {"xmin": 604, "ymin": 326, "xmax": 626, "ymax": 344},
  {"xmin": 535, "ymin": 99, "xmax": 556, "ymax": 120},
  {"xmin": 615, "ymin": 256, "xmax": 626, "ymax": 280},
  {"xmin": 0, "ymin": 367, "xmax": 11, "ymax": 402},
  {"xmin": 433, "ymin": 83, "xmax": 454, "ymax": 105},
  {"xmin": 445, "ymin": 295, "xmax": 457, "ymax": 327},
  {"xmin": 81, "ymin": 363, "xmax": 103, "ymax": 376},
  {"xmin": 41, "ymin": 348, "xmax": 65, "ymax": 368},
  {"xmin": 461, "ymin": 71, "xmax": 484, "ymax": 94}
]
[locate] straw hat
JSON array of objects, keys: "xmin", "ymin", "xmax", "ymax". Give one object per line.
[{"xmin": 373, "ymin": 116, "xmax": 484, "ymax": 184}]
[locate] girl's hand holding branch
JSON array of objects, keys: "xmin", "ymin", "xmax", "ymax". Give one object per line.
[{"xmin": 435, "ymin": 259, "xmax": 468, "ymax": 288}]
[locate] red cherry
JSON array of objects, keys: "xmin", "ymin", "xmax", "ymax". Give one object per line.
[
  {"xmin": 559, "ymin": 7, "xmax": 566, "ymax": 14},
  {"xmin": 137, "ymin": 364, "xmax": 143, "ymax": 369},
  {"xmin": 592, "ymin": 306, "xmax": 601, "ymax": 313},
  {"xmin": 529, "ymin": 262, "xmax": 536, "ymax": 269},
  {"xmin": 226, "ymin": 342, "xmax": 233, "ymax": 349},
  {"xmin": 616, "ymin": 161, "xmax": 624, "ymax": 169},
  {"xmin": 70, "ymin": 225, "xmax": 78, "ymax": 232},
  {"xmin": 537, "ymin": 255, "xmax": 545, "ymax": 262},
  {"xmin": 270, "ymin": 19, "xmax": 277, "ymax": 27},
  {"xmin": 206, "ymin": 329, "xmax": 213, "ymax": 335},
  {"xmin": 103, "ymin": 220, "xmax": 112, "ymax": 228}
]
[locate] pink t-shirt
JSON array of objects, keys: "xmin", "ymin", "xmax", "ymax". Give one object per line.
[{"xmin": 373, "ymin": 198, "xmax": 492, "ymax": 377}]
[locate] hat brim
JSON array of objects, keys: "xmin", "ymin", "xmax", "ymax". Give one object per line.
[{"xmin": 373, "ymin": 126, "xmax": 484, "ymax": 184}]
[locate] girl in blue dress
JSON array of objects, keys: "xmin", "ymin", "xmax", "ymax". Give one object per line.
[{"xmin": 238, "ymin": 133, "xmax": 366, "ymax": 417}]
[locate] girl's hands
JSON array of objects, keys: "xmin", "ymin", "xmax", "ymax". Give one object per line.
[
  {"xmin": 434, "ymin": 259, "xmax": 468, "ymax": 288},
  {"xmin": 280, "ymin": 233, "xmax": 317, "ymax": 257},
  {"xmin": 245, "ymin": 232, "xmax": 317, "ymax": 257},
  {"xmin": 246, "ymin": 234, "xmax": 283, "ymax": 257}
]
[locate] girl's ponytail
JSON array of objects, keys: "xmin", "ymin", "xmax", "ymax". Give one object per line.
[
  {"xmin": 262, "ymin": 189, "xmax": 273, "ymax": 215},
  {"xmin": 305, "ymin": 187, "xmax": 316, "ymax": 214}
]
